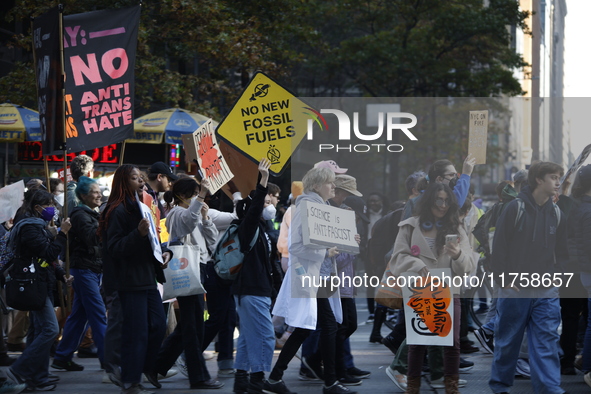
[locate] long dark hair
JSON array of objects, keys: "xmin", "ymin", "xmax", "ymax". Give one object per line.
[
  {"xmin": 416, "ymin": 183, "xmax": 460, "ymax": 255},
  {"xmin": 98, "ymin": 165, "xmax": 139, "ymax": 236},
  {"xmin": 23, "ymin": 189, "xmax": 55, "ymax": 217},
  {"xmin": 163, "ymin": 177, "xmax": 198, "ymax": 209}
]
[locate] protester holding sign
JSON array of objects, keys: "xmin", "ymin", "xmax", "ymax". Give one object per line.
[
  {"xmin": 99, "ymin": 165, "xmax": 171, "ymax": 394},
  {"xmin": 230, "ymin": 158, "xmax": 281, "ymax": 394},
  {"xmin": 52, "ymin": 177, "xmax": 106, "ymax": 372},
  {"xmin": 269, "ymin": 167, "xmax": 354, "ymax": 394},
  {"xmin": 152, "ymin": 178, "xmax": 223, "ymax": 390},
  {"xmin": 389, "ymin": 182, "xmax": 474, "ymax": 394}
]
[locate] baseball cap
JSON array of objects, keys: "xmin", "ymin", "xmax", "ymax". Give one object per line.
[
  {"xmin": 314, "ymin": 160, "xmax": 347, "ymax": 174},
  {"xmin": 148, "ymin": 162, "xmax": 179, "ymax": 181},
  {"xmin": 334, "ymin": 175, "xmax": 362, "ymax": 197},
  {"xmin": 343, "ymin": 195, "xmax": 369, "ymax": 222}
]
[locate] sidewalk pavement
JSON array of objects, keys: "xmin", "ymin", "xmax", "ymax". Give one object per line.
[{"xmin": 9, "ymin": 299, "xmax": 590, "ymax": 393}]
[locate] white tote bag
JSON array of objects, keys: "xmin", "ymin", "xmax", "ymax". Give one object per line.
[{"xmin": 162, "ymin": 239, "xmax": 205, "ymax": 301}]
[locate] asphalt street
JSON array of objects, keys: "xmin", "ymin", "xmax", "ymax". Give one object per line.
[{"xmin": 12, "ymin": 299, "xmax": 590, "ymax": 394}]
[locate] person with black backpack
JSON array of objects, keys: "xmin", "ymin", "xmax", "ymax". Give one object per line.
[{"xmin": 5, "ymin": 190, "xmax": 72, "ymax": 392}]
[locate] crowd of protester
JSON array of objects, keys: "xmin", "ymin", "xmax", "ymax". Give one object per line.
[{"xmin": 0, "ymin": 152, "xmax": 587, "ymax": 394}]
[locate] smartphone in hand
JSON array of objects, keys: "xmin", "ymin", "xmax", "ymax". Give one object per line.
[{"xmin": 445, "ymin": 234, "xmax": 458, "ymax": 244}]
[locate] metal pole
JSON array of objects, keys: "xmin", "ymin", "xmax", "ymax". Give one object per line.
[{"xmin": 119, "ymin": 141, "xmax": 126, "ymax": 166}]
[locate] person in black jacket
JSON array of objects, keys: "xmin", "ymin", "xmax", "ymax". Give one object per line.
[
  {"xmin": 99, "ymin": 165, "xmax": 171, "ymax": 394},
  {"xmin": 52, "ymin": 176, "xmax": 106, "ymax": 372},
  {"xmin": 231, "ymin": 158, "xmax": 279, "ymax": 394},
  {"xmin": 6, "ymin": 190, "xmax": 72, "ymax": 391},
  {"xmin": 566, "ymin": 164, "xmax": 591, "ymax": 386}
]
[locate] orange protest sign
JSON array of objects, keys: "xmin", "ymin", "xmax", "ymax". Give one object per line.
[
  {"xmin": 402, "ymin": 268, "xmax": 454, "ymax": 346},
  {"xmin": 406, "ymin": 279, "xmax": 452, "ymax": 337}
]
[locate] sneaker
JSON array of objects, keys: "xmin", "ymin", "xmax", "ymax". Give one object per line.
[
  {"xmin": 366, "ymin": 314, "xmax": 374, "ymax": 324},
  {"xmin": 459, "ymin": 358, "xmax": 474, "ymax": 373},
  {"xmin": 158, "ymin": 368, "xmax": 178, "ymax": 380},
  {"xmin": 263, "ymin": 379, "xmax": 296, "ymax": 394},
  {"xmin": 102, "ymin": 372, "xmax": 112, "ymax": 384},
  {"xmin": 323, "ymin": 382, "xmax": 357, "ymax": 394},
  {"xmin": 47, "ymin": 374, "xmax": 59, "ymax": 383},
  {"xmin": 218, "ymin": 368, "xmax": 235, "ymax": 377},
  {"xmin": 0, "ymin": 380, "xmax": 26, "ymax": 394},
  {"xmin": 176, "ymin": 355, "xmax": 188, "ymax": 377},
  {"xmin": 6, "ymin": 369, "xmax": 25, "ymax": 386},
  {"xmin": 120, "ymin": 383, "xmax": 154, "ymax": 394},
  {"xmin": 202, "ymin": 351, "xmax": 215, "ymax": 361},
  {"xmin": 302, "ymin": 357, "xmax": 324, "ymax": 381},
  {"xmin": 298, "ymin": 368, "xmax": 320, "ymax": 382},
  {"xmin": 50, "ymin": 359, "xmax": 84, "ymax": 371},
  {"xmin": 346, "ymin": 367, "xmax": 370, "ymax": 379},
  {"xmin": 430, "ymin": 377, "xmax": 467, "ymax": 388},
  {"xmin": 108, "ymin": 367, "xmax": 123, "ymax": 387},
  {"xmin": 338, "ymin": 375, "xmax": 362, "ymax": 386},
  {"xmin": 585, "ymin": 372, "xmax": 591, "ymax": 388},
  {"xmin": 189, "ymin": 379, "xmax": 224, "ymax": 389},
  {"xmin": 385, "ymin": 367, "xmax": 407, "ymax": 391},
  {"xmin": 25, "ymin": 381, "xmax": 56, "ymax": 392},
  {"xmin": 142, "ymin": 372, "xmax": 160, "ymax": 389},
  {"xmin": 515, "ymin": 358, "xmax": 530, "ymax": 378},
  {"xmin": 474, "ymin": 327, "xmax": 494, "ymax": 354}
]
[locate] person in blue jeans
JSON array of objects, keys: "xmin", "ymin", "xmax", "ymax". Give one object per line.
[
  {"xmin": 6, "ymin": 190, "xmax": 72, "ymax": 391},
  {"xmin": 489, "ymin": 161, "xmax": 569, "ymax": 394},
  {"xmin": 52, "ymin": 176, "xmax": 106, "ymax": 372},
  {"xmin": 231, "ymin": 158, "xmax": 280, "ymax": 394}
]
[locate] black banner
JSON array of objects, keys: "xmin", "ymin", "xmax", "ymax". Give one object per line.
[
  {"xmin": 33, "ymin": 6, "xmax": 66, "ymax": 155},
  {"xmin": 63, "ymin": 5, "xmax": 140, "ymax": 153}
]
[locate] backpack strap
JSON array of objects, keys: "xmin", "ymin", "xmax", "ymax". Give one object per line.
[
  {"xmin": 553, "ymin": 203, "xmax": 561, "ymax": 227},
  {"xmin": 514, "ymin": 198, "xmax": 525, "ymax": 231},
  {"xmin": 514, "ymin": 198, "xmax": 561, "ymax": 230},
  {"xmin": 241, "ymin": 227, "xmax": 260, "ymax": 254}
]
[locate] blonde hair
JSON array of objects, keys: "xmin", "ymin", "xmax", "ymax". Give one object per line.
[{"xmin": 302, "ymin": 167, "xmax": 335, "ymax": 193}]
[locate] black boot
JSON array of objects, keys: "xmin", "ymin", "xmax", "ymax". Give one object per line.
[
  {"xmin": 247, "ymin": 371, "xmax": 265, "ymax": 394},
  {"xmin": 369, "ymin": 307, "xmax": 386, "ymax": 343},
  {"xmin": 234, "ymin": 369, "xmax": 249, "ymax": 394}
]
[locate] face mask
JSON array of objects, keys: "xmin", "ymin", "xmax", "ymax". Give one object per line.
[
  {"xmin": 54, "ymin": 193, "xmax": 64, "ymax": 207},
  {"xmin": 448, "ymin": 176, "xmax": 458, "ymax": 189},
  {"xmin": 262, "ymin": 204, "xmax": 276, "ymax": 221},
  {"xmin": 40, "ymin": 206, "xmax": 56, "ymax": 222}
]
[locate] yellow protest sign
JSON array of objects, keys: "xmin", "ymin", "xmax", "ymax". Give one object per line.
[{"xmin": 216, "ymin": 72, "xmax": 308, "ymax": 175}]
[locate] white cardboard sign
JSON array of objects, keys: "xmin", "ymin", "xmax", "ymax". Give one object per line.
[{"xmin": 300, "ymin": 200, "xmax": 359, "ymax": 254}]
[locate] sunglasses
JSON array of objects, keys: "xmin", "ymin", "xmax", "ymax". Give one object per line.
[{"xmin": 435, "ymin": 198, "xmax": 450, "ymax": 208}]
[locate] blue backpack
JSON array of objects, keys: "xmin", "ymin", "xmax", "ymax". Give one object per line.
[{"xmin": 212, "ymin": 224, "xmax": 259, "ymax": 281}]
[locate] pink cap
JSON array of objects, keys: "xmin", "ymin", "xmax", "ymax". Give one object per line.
[{"xmin": 313, "ymin": 160, "xmax": 348, "ymax": 174}]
